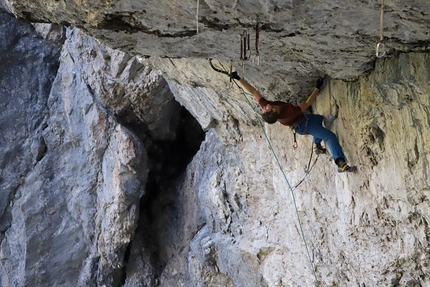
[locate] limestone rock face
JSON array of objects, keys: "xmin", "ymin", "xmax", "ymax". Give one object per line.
[
  {"xmin": 0, "ymin": 11, "xmax": 145, "ymax": 286},
  {"xmin": 0, "ymin": 10, "xmax": 191, "ymax": 287},
  {"xmin": 1, "ymin": 1, "xmax": 430, "ymax": 287},
  {"xmin": 0, "ymin": 10, "xmax": 61, "ymax": 241},
  {"xmin": 149, "ymin": 52, "xmax": 430, "ymax": 287},
  {"xmin": 1, "ymin": 0, "xmax": 430, "ymax": 101}
]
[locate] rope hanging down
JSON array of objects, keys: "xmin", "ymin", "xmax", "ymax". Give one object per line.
[
  {"xmin": 292, "ymin": 144, "xmax": 319, "ymax": 191},
  {"xmin": 376, "ymin": 0, "xmax": 386, "ymax": 58},
  {"xmin": 196, "ymin": 0, "xmax": 200, "ymax": 33},
  {"xmin": 208, "ymin": 59, "xmax": 320, "ymax": 287}
]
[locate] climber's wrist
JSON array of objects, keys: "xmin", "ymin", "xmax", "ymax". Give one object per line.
[{"xmin": 231, "ymin": 71, "xmax": 241, "ymax": 81}]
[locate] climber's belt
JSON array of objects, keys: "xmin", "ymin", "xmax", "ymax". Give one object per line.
[
  {"xmin": 291, "ymin": 114, "xmax": 309, "ymax": 148},
  {"xmin": 290, "ymin": 114, "xmax": 305, "ymax": 130}
]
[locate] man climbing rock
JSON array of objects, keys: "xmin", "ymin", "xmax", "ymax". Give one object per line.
[{"xmin": 231, "ymin": 71, "xmax": 354, "ymax": 173}]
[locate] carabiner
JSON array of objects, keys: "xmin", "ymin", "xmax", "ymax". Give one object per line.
[
  {"xmin": 293, "ymin": 131, "xmax": 298, "ymax": 149},
  {"xmin": 376, "ymin": 42, "xmax": 386, "ymax": 58}
]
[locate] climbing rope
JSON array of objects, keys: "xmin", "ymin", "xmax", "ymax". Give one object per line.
[
  {"xmin": 209, "ymin": 59, "xmax": 320, "ymax": 286},
  {"xmin": 376, "ymin": 0, "xmax": 386, "ymax": 58},
  {"xmin": 292, "ymin": 143, "xmax": 319, "ymax": 191},
  {"xmin": 196, "ymin": 0, "xmax": 200, "ymax": 33},
  {"xmin": 239, "ymin": 82, "xmax": 320, "ymax": 287}
]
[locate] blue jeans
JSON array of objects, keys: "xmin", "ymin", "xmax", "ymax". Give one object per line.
[{"xmin": 295, "ymin": 114, "xmax": 345, "ymax": 161}]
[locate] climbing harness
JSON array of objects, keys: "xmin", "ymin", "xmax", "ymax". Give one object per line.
[
  {"xmin": 376, "ymin": 0, "xmax": 386, "ymax": 58},
  {"xmin": 291, "ymin": 114, "xmax": 309, "ymax": 149},
  {"xmin": 208, "ymin": 59, "xmax": 320, "ymax": 287}
]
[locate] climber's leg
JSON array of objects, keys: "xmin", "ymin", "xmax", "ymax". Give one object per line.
[{"xmin": 305, "ymin": 114, "xmax": 345, "ymax": 161}]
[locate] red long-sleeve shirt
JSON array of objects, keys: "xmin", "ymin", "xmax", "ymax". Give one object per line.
[{"xmin": 258, "ymin": 98, "xmax": 303, "ymax": 126}]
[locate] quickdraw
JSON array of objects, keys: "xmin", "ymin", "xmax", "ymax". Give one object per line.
[
  {"xmin": 243, "ymin": 30, "xmax": 248, "ymax": 61},
  {"xmin": 240, "ymin": 30, "xmax": 249, "ymax": 67},
  {"xmin": 240, "ymin": 36, "xmax": 243, "ymax": 62},
  {"xmin": 240, "ymin": 21, "xmax": 258, "ymax": 67},
  {"xmin": 293, "ymin": 131, "xmax": 299, "ymax": 149},
  {"xmin": 376, "ymin": 0, "xmax": 386, "ymax": 58},
  {"xmin": 196, "ymin": 0, "xmax": 200, "ymax": 33},
  {"xmin": 254, "ymin": 22, "xmax": 260, "ymax": 65},
  {"xmin": 247, "ymin": 31, "xmax": 251, "ymax": 58}
]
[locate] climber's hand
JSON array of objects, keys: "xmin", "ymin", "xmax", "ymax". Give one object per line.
[
  {"xmin": 230, "ymin": 71, "xmax": 241, "ymax": 81},
  {"xmin": 316, "ymin": 78, "xmax": 324, "ymax": 89}
]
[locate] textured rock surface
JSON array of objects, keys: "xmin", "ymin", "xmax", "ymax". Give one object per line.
[
  {"xmin": 0, "ymin": 11, "xmax": 203, "ymax": 287},
  {"xmin": 0, "ymin": 11, "xmax": 148, "ymax": 285},
  {"xmin": 150, "ymin": 52, "xmax": 430, "ymax": 287},
  {"xmin": 1, "ymin": 1, "xmax": 430, "ymax": 287},
  {"xmin": 0, "ymin": 10, "xmax": 62, "ymax": 241},
  {"xmin": 2, "ymin": 0, "xmax": 430, "ymax": 101}
]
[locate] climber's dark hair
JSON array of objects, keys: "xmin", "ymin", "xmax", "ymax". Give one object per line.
[{"xmin": 262, "ymin": 111, "xmax": 279, "ymax": 124}]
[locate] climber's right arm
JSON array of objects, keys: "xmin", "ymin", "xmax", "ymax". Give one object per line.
[
  {"xmin": 238, "ymin": 79, "xmax": 263, "ymax": 102},
  {"xmin": 229, "ymin": 71, "xmax": 264, "ymax": 102}
]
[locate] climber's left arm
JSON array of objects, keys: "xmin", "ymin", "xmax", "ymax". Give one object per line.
[{"xmin": 298, "ymin": 78, "xmax": 323, "ymax": 112}]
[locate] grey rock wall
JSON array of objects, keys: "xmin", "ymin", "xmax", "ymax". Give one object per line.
[
  {"xmin": 0, "ymin": 11, "xmax": 200, "ymax": 287},
  {"xmin": 0, "ymin": 11, "xmax": 149, "ymax": 286},
  {"xmin": 151, "ymin": 52, "xmax": 430, "ymax": 287},
  {"xmin": 1, "ymin": 1, "xmax": 430, "ymax": 287},
  {"xmin": 0, "ymin": 10, "xmax": 61, "ymax": 243},
  {"xmin": 1, "ymin": 0, "xmax": 430, "ymax": 101}
]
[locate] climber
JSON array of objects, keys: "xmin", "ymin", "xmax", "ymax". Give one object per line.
[{"xmin": 231, "ymin": 71, "xmax": 354, "ymax": 173}]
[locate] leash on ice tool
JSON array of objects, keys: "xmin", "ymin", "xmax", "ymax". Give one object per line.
[{"xmin": 208, "ymin": 58, "xmax": 321, "ymax": 287}]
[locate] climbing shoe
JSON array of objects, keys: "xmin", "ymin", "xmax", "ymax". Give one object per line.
[
  {"xmin": 314, "ymin": 144, "xmax": 327, "ymax": 155},
  {"xmin": 315, "ymin": 146, "xmax": 327, "ymax": 155},
  {"xmin": 338, "ymin": 163, "xmax": 356, "ymax": 173},
  {"xmin": 335, "ymin": 158, "xmax": 356, "ymax": 173}
]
